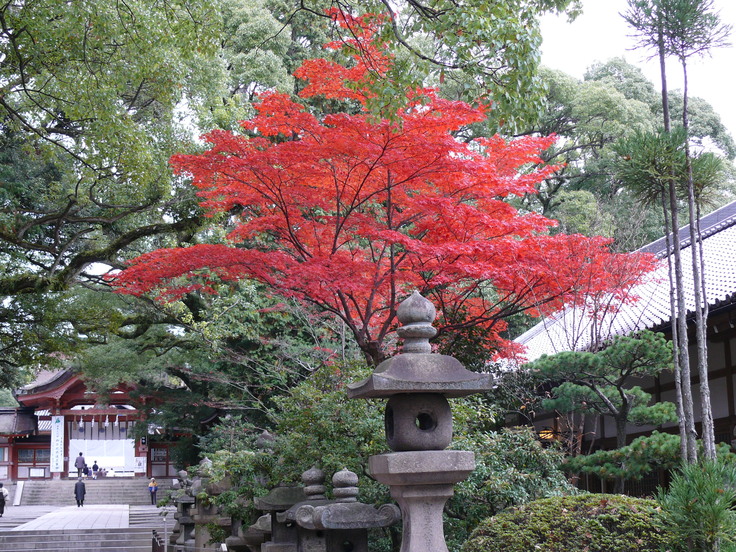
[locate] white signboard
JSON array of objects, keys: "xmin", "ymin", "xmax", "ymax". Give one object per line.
[
  {"xmin": 134, "ymin": 456, "xmax": 147, "ymax": 473},
  {"xmin": 50, "ymin": 415, "xmax": 65, "ymax": 472}
]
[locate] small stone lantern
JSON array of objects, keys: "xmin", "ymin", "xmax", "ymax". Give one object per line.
[
  {"xmin": 281, "ymin": 467, "xmax": 400, "ymax": 552},
  {"xmin": 254, "ymin": 484, "xmax": 307, "ymax": 552},
  {"xmin": 254, "ymin": 467, "xmax": 400, "ymax": 552},
  {"xmin": 348, "ymin": 291, "xmax": 493, "ymax": 552}
]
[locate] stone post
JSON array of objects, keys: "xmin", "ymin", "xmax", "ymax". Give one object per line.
[
  {"xmin": 348, "ymin": 291, "xmax": 492, "ymax": 552},
  {"xmin": 192, "ymin": 476, "xmax": 233, "ymax": 552}
]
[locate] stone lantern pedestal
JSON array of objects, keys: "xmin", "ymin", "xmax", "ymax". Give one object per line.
[{"xmin": 369, "ymin": 450, "xmax": 475, "ymax": 552}]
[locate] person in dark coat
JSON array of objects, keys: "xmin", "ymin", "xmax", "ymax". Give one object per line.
[
  {"xmin": 74, "ymin": 478, "xmax": 86, "ymax": 507},
  {"xmin": 74, "ymin": 452, "xmax": 85, "ymax": 477},
  {"xmin": 0, "ymin": 482, "xmax": 8, "ymax": 517},
  {"xmin": 91, "ymin": 461, "xmax": 99, "ymax": 479}
]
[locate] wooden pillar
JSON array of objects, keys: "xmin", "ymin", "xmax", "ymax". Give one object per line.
[{"xmin": 725, "ymin": 336, "xmax": 734, "ymax": 442}]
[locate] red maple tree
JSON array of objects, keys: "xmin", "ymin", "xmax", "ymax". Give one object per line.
[{"xmin": 113, "ymin": 13, "xmax": 656, "ymax": 365}]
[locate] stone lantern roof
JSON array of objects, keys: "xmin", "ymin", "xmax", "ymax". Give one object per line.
[{"xmin": 347, "ymin": 291, "xmax": 493, "ymax": 398}]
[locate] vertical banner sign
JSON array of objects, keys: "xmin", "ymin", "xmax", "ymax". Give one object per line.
[{"xmin": 50, "ymin": 415, "xmax": 65, "ymax": 472}]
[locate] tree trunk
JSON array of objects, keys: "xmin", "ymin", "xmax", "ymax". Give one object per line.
[
  {"xmin": 613, "ymin": 416, "xmax": 628, "ymax": 494},
  {"xmin": 669, "ymin": 173, "xmax": 697, "ymax": 463},
  {"xmin": 658, "ymin": 28, "xmax": 697, "ymax": 463},
  {"xmin": 681, "ymin": 58, "xmax": 716, "ymax": 459},
  {"xmin": 661, "ymin": 191, "xmax": 688, "ymax": 461}
]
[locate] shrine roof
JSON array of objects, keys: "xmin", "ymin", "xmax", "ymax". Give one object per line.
[
  {"xmin": 17, "ymin": 369, "xmax": 75, "ymax": 397},
  {"xmin": 0, "ymin": 407, "xmax": 36, "ymax": 436},
  {"xmin": 15, "ymin": 369, "xmax": 137, "ymax": 410}
]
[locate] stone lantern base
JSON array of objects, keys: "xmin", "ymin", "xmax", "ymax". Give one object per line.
[{"xmin": 369, "ymin": 450, "xmax": 475, "ymax": 552}]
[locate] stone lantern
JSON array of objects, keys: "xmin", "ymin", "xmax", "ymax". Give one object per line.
[
  {"xmin": 281, "ymin": 467, "xmax": 400, "ymax": 552},
  {"xmin": 252, "ymin": 467, "xmax": 400, "ymax": 552},
  {"xmin": 348, "ymin": 291, "xmax": 493, "ymax": 552}
]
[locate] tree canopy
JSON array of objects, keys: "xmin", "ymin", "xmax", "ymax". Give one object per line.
[{"xmin": 113, "ymin": 15, "xmax": 656, "ymax": 365}]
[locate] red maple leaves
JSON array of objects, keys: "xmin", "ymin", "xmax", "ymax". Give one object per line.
[{"xmin": 113, "ymin": 16, "xmax": 656, "ymax": 364}]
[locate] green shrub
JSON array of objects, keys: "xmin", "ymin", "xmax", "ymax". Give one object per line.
[
  {"xmin": 462, "ymin": 494, "xmax": 668, "ymax": 552},
  {"xmin": 656, "ymin": 459, "xmax": 736, "ymax": 552},
  {"xmin": 446, "ymin": 426, "xmax": 576, "ymax": 549}
]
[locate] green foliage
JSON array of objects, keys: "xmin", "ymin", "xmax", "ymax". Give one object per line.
[
  {"xmin": 529, "ymin": 331, "xmax": 675, "ymax": 489},
  {"xmin": 484, "ymin": 363, "xmax": 549, "ymax": 425},
  {"xmin": 523, "ymin": 63, "xmax": 666, "ymax": 249},
  {"xmin": 75, "ymin": 280, "xmax": 364, "ymax": 467},
  {"xmin": 463, "ymin": 494, "xmax": 669, "ymax": 552},
  {"xmin": 0, "ymin": 389, "xmax": 18, "ymax": 407},
  {"xmin": 303, "ymin": 0, "xmax": 582, "ymax": 129},
  {"xmin": 201, "ymin": 362, "xmax": 388, "ymax": 522},
  {"xmin": 447, "ymin": 427, "xmax": 576, "ymax": 549},
  {"xmin": 566, "ymin": 432, "xmax": 735, "ymax": 483},
  {"xmin": 566, "ymin": 431, "xmax": 681, "ymax": 481},
  {"xmin": 523, "ymin": 56, "xmax": 735, "ymax": 250},
  {"xmin": 552, "ymin": 190, "xmax": 615, "ymax": 237},
  {"xmin": 615, "ymin": 126, "xmax": 732, "ymax": 226},
  {"xmin": 200, "ymin": 363, "xmax": 573, "ymax": 549},
  {"xmin": 656, "ymin": 459, "xmax": 736, "ymax": 552},
  {"xmin": 530, "ymin": 331, "xmax": 675, "ymax": 443},
  {"xmin": 615, "ymin": 127, "xmax": 685, "ymax": 203},
  {"xmin": 584, "ymin": 57, "xmax": 660, "ymax": 109},
  {"xmin": 0, "ymin": 0, "xmax": 226, "ymax": 370}
]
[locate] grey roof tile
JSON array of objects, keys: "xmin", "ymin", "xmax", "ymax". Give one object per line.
[{"xmin": 516, "ymin": 201, "xmax": 736, "ymax": 361}]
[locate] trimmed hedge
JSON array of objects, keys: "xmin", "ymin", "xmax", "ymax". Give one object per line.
[{"xmin": 462, "ymin": 494, "xmax": 668, "ymax": 552}]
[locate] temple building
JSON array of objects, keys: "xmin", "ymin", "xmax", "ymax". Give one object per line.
[
  {"xmin": 515, "ymin": 200, "xmax": 736, "ymax": 492},
  {"xmin": 0, "ymin": 369, "xmax": 177, "ymax": 481}
]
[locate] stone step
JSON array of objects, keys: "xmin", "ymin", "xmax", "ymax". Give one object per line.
[
  {"xmin": 130, "ymin": 505, "xmax": 176, "ymax": 528},
  {"xmin": 19, "ymin": 478, "xmax": 174, "ymax": 506},
  {"xmin": 0, "ymin": 545, "xmax": 152, "ymax": 552},
  {"xmin": 0, "ymin": 506, "xmax": 56, "ymax": 531},
  {"xmin": 0, "ymin": 528, "xmax": 154, "ymax": 552},
  {"xmin": 0, "ymin": 543, "xmax": 153, "ymax": 551}
]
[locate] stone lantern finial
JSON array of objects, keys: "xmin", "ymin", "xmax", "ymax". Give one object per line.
[
  {"xmin": 302, "ymin": 467, "xmax": 326, "ymax": 501},
  {"xmin": 396, "ymin": 291, "xmax": 437, "ymax": 354},
  {"xmin": 332, "ymin": 468, "xmax": 359, "ymax": 503}
]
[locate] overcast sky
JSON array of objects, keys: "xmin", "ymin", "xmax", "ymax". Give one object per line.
[{"xmin": 540, "ymin": 0, "xmax": 736, "ymax": 139}]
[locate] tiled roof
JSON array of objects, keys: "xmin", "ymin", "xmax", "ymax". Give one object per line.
[
  {"xmin": 515, "ymin": 201, "xmax": 736, "ymax": 362},
  {"xmin": 0, "ymin": 407, "xmax": 37, "ymax": 436},
  {"xmin": 16, "ymin": 369, "xmax": 73, "ymax": 395}
]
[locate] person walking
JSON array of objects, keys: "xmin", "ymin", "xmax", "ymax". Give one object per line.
[
  {"xmin": 0, "ymin": 482, "xmax": 8, "ymax": 517},
  {"xmin": 92, "ymin": 461, "xmax": 99, "ymax": 479},
  {"xmin": 74, "ymin": 452, "xmax": 85, "ymax": 477},
  {"xmin": 74, "ymin": 478, "xmax": 86, "ymax": 507},
  {"xmin": 148, "ymin": 478, "xmax": 158, "ymax": 505}
]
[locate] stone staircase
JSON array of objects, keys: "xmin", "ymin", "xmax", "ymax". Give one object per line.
[
  {"xmin": 130, "ymin": 505, "xmax": 176, "ymax": 529},
  {"xmin": 19, "ymin": 478, "xmax": 175, "ymax": 506},
  {"xmin": 0, "ymin": 526, "xmax": 156, "ymax": 551},
  {"xmin": 0, "ymin": 480, "xmax": 179, "ymax": 551}
]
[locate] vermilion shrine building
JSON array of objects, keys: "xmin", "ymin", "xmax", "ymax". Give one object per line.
[{"xmin": 0, "ymin": 370, "xmax": 177, "ymax": 481}]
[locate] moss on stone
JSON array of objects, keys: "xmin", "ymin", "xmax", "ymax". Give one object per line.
[{"xmin": 462, "ymin": 494, "xmax": 668, "ymax": 552}]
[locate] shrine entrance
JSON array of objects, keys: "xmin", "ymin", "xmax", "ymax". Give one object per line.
[
  {"xmin": 8, "ymin": 370, "xmax": 148, "ymax": 480},
  {"xmin": 66, "ymin": 407, "xmax": 138, "ymax": 476}
]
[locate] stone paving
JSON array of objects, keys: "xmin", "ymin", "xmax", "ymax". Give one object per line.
[{"xmin": 8, "ymin": 504, "xmax": 129, "ymax": 531}]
